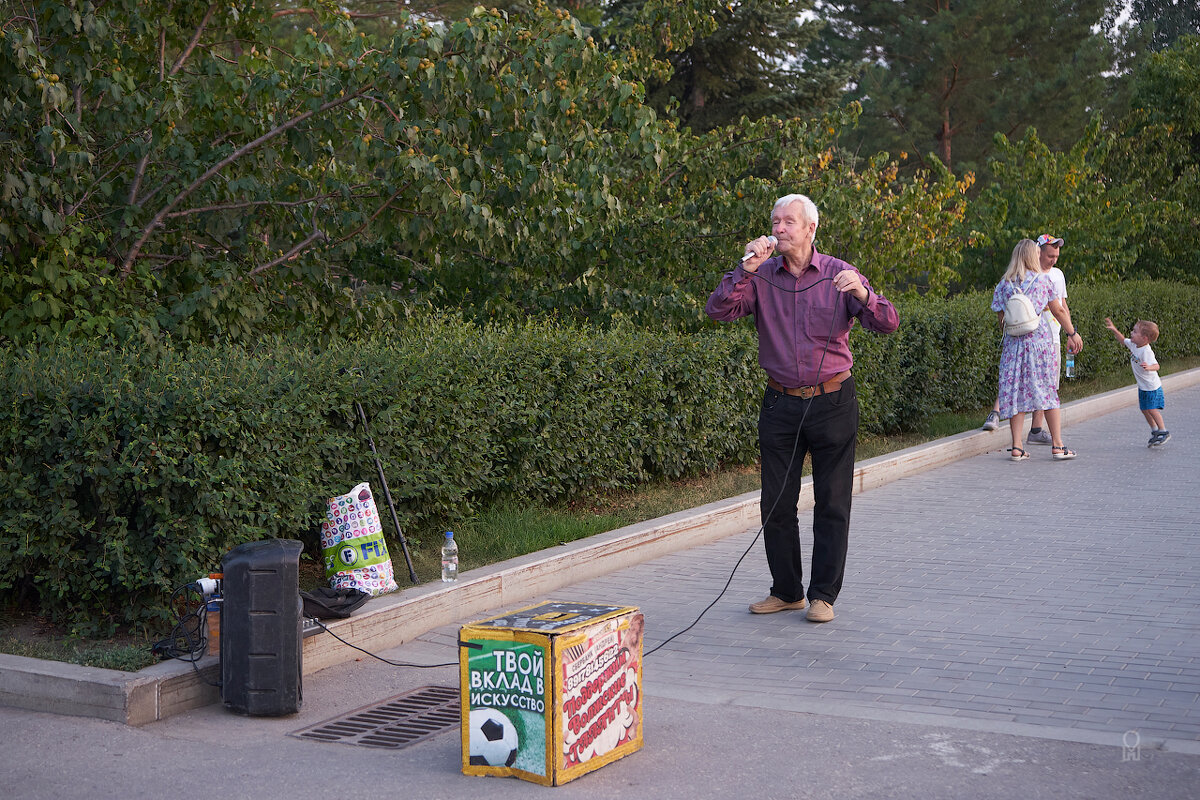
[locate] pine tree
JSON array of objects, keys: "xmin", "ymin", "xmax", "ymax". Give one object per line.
[
  {"xmin": 815, "ymin": 0, "xmax": 1114, "ymax": 177},
  {"xmin": 614, "ymin": 0, "xmax": 854, "ymax": 131},
  {"xmin": 1129, "ymin": 0, "xmax": 1200, "ymax": 52}
]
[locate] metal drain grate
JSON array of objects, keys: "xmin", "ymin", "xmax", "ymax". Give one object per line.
[{"xmin": 291, "ymin": 685, "xmax": 460, "ymax": 750}]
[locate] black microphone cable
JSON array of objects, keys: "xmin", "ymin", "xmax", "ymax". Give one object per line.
[
  {"xmin": 309, "ymin": 617, "xmax": 459, "ymax": 668},
  {"xmin": 151, "ymin": 582, "xmax": 223, "ymax": 686},
  {"xmin": 307, "ymin": 249, "xmax": 857, "ymax": 668},
  {"xmin": 308, "ymin": 258, "xmax": 852, "ymax": 668},
  {"xmin": 645, "ymin": 255, "xmax": 849, "ymax": 656}
]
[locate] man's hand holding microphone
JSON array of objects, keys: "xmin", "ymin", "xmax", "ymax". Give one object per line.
[{"xmin": 740, "ymin": 235, "xmax": 777, "ymax": 273}]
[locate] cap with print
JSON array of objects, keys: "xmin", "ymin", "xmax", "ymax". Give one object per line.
[{"xmin": 1036, "ymin": 234, "xmax": 1064, "ymax": 247}]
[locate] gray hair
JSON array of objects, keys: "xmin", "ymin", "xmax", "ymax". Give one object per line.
[{"xmin": 773, "ymin": 194, "xmax": 819, "ymax": 229}]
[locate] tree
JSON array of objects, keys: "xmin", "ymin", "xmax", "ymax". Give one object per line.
[
  {"xmin": 0, "ymin": 1, "xmax": 673, "ymax": 341},
  {"xmin": 1106, "ymin": 35, "xmax": 1200, "ymax": 282},
  {"xmin": 1, "ymin": 0, "xmax": 974, "ymax": 346},
  {"xmin": 396, "ymin": 0, "xmax": 852, "ymax": 132},
  {"xmin": 958, "ymin": 118, "xmax": 1151, "ymax": 289},
  {"xmin": 816, "ymin": 0, "xmax": 1114, "ymax": 179},
  {"xmin": 1128, "ymin": 0, "xmax": 1200, "ymax": 52},
  {"xmin": 614, "ymin": 0, "xmax": 853, "ymax": 132}
]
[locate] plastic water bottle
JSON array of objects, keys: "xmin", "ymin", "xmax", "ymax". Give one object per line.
[
  {"xmin": 1065, "ymin": 349, "xmax": 1076, "ymax": 378},
  {"xmin": 440, "ymin": 531, "xmax": 459, "ymax": 583},
  {"xmin": 205, "ymin": 596, "xmax": 222, "ymax": 657}
]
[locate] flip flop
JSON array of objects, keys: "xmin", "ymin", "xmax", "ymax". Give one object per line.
[
  {"xmin": 1052, "ymin": 446, "xmax": 1077, "ymax": 460},
  {"xmin": 1008, "ymin": 447, "xmax": 1029, "ymax": 461}
]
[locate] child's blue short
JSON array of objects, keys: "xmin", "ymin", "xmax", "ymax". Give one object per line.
[{"xmin": 1139, "ymin": 387, "xmax": 1165, "ymax": 411}]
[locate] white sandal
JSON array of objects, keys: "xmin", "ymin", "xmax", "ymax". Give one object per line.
[{"xmin": 1052, "ymin": 445, "xmax": 1077, "ymax": 460}]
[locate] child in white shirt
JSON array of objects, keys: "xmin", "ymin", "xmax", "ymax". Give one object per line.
[{"xmin": 1104, "ymin": 317, "xmax": 1169, "ymax": 446}]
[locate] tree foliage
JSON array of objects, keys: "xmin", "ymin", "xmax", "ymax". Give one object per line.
[
  {"xmin": 1, "ymin": 0, "xmax": 973, "ymax": 348},
  {"xmin": 816, "ymin": 0, "xmax": 1115, "ymax": 179},
  {"xmin": 621, "ymin": 0, "xmax": 853, "ymax": 132},
  {"xmin": 1106, "ymin": 34, "xmax": 1200, "ymax": 282},
  {"xmin": 2, "ymin": 0, "xmax": 675, "ymax": 340},
  {"xmin": 958, "ymin": 118, "xmax": 1150, "ymax": 289},
  {"xmin": 369, "ymin": 0, "xmax": 854, "ymax": 135},
  {"xmin": 1127, "ymin": 0, "xmax": 1200, "ymax": 52}
]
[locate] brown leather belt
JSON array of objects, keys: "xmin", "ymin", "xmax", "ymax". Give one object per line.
[{"xmin": 767, "ymin": 370, "xmax": 851, "ymax": 400}]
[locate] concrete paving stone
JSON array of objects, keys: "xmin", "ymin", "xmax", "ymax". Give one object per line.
[
  {"xmin": 1124, "ymin": 692, "xmax": 1171, "ymax": 708},
  {"xmin": 1033, "ymin": 687, "xmax": 1092, "ymax": 702},
  {"xmin": 869, "ymin": 686, "xmax": 921, "ymax": 698},
  {"xmin": 1059, "ymin": 688, "xmax": 1123, "ymax": 704},
  {"xmin": 1080, "ymin": 696, "xmax": 1150, "ymax": 714},
  {"xmin": 839, "ymin": 672, "xmax": 899, "ymax": 687},
  {"xmin": 888, "ymin": 656, "xmax": 943, "ymax": 670},
  {"xmin": 818, "ymin": 688, "xmax": 893, "ymax": 704},
  {"xmin": 1021, "ymin": 700, "xmax": 1089, "ymax": 715},
  {"xmin": 1072, "ymin": 664, "xmax": 1138, "ymax": 677},
  {"xmin": 949, "ymin": 707, "xmax": 1023, "ymax": 721},
  {"xmin": 1156, "ymin": 654, "xmax": 1200, "ymax": 667},
  {"xmin": 993, "ymin": 666, "xmax": 1046, "ymax": 682},
  {"xmin": 1110, "ymin": 676, "xmax": 1178, "ymax": 691},
  {"xmin": 894, "ymin": 678, "xmax": 961, "ymax": 694},
  {"xmin": 905, "ymin": 689, "xmax": 984, "ymax": 705},
  {"xmin": 1163, "ymin": 679, "xmax": 1200, "ymax": 693},
  {"xmin": 1117, "ymin": 707, "xmax": 1160, "ymax": 721},
  {"xmin": 952, "ymin": 686, "xmax": 1023, "ymax": 703}
]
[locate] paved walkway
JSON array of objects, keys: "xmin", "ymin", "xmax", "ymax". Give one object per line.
[
  {"xmin": 493, "ymin": 381, "xmax": 1200, "ymax": 747},
  {"xmin": 3, "ymin": 380, "xmax": 1198, "ymax": 798}
]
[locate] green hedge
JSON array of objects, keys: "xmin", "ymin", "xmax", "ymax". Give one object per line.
[
  {"xmin": 2, "ymin": 282, "xmax": 1197, "ymax": 631},
  {"xmin": 0, "ymin": 320, "xmax": 764, "ymax": 631}
]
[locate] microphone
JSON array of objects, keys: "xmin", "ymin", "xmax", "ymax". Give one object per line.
[{"xmin": 742, "ymin": 235, "xmax": 778, "ymax": 262}]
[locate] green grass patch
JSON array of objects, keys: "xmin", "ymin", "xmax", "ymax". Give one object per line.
[{"xmin": 0, "ymin": 618, "xmax": 157, "ymax": 672}]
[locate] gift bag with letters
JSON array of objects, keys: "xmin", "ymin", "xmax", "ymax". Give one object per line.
[{"xmin": 320, "ymin": 482, "xmax": 399, "ymax": 596}]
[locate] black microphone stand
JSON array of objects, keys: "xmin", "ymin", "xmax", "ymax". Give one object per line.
[
  {"xmin": 353, "ymin": 399, "xmax": 419, "ymax": 583},
  {"xmin": 340, "ymin": 369, "xmax": 419, "ymax": 584}
]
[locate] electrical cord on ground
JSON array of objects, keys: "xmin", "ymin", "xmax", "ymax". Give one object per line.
[
  {"xmin": 151, "ymin": 583, "xmax": 221, "ymax": 686},
  {"xmin": 309, "ymin": 261, "xmax": 848, "ymax": 666},
  {"xmin": 311, "ymin": 618, "xmax": 458, "ymax": 668},
  {"xmin": 646, "ymin": 264, "xmax": 845, "ymax": 657},
  {"xmin": 151, "ymin": 584, "xmax": 207, "ymax": 661},
  {"xmin": 184, "ymin": 256, "xmax": 854, "ymax": 671}
]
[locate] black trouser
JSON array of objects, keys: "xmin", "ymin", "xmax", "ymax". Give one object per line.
[{"xmin": 757, "ymin": 376, "xmax": 858, "ymax": 605}]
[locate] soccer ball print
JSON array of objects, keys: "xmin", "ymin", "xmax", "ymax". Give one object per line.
[{"xmin": 469, "ymin": 707, "xmax": 520, "ymax": 767}]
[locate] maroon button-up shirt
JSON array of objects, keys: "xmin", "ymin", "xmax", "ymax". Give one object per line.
[{"xmin": 705, "ymin": 249, "xmax": 900, "ymax": 387}]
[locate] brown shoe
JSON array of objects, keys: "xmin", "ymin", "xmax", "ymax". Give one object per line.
[
  {"xmin": 806, "ymin": 599, "xmax": 834, "ymax": 623},
  {"xmin": 749, "ymin": 594, "xmax": 807, "ymax": 614}
]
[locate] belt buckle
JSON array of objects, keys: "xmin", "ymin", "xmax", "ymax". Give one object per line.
[{"xmin": 797, "ymin": 385, "xmax": 818, "ymax": 400}]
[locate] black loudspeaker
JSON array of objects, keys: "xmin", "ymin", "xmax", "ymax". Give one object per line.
[{"xmin": 220, "ymin": 539, "xmax": 304, "ymax": 716}]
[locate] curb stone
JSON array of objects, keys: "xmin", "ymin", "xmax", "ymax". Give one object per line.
[{"xmin": 4, "ymin": 368, "xmax": 1198, "ymax": 725}]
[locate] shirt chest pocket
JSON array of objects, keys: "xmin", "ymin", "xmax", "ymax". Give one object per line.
[{"xmin": 804, "ymin": 296, "xmax": 848, "ymax": 340}]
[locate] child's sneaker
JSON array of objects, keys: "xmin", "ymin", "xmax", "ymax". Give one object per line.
[
  {"xmin": 981, "ymin": 410, "xmax": 1000, "ymax": 431},
  {"xmin": 1150, "ymin": 431, "xmax": 1171, "ymax": 447},
  {"xmin": 1026, "ymin": 429, "xmax": 1053, "ymax": 445}
]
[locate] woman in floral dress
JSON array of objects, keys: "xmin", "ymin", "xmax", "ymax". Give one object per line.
[{"xmin": 990, "ymin": 239, "xmax": 1083, "ymax": 461}]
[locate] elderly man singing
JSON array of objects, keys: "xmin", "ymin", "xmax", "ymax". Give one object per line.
[{"xmin": 706, "ymin": 194, "xmax": 900, "ymax": 623}]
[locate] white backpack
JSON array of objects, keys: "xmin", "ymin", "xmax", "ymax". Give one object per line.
[{"xmin": 1003, "ymin": 278, "xmax": 1040, "ymax": 337}]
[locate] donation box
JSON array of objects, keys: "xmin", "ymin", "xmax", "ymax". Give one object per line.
[{"xmin": 459, "ymin": 601, "xmax": 644, "ymax": 786}]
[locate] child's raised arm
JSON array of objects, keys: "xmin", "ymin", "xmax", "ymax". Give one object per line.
[{"xmin": 1103, "ymin": 317, "xmax": 1125, "ymax": 342}]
